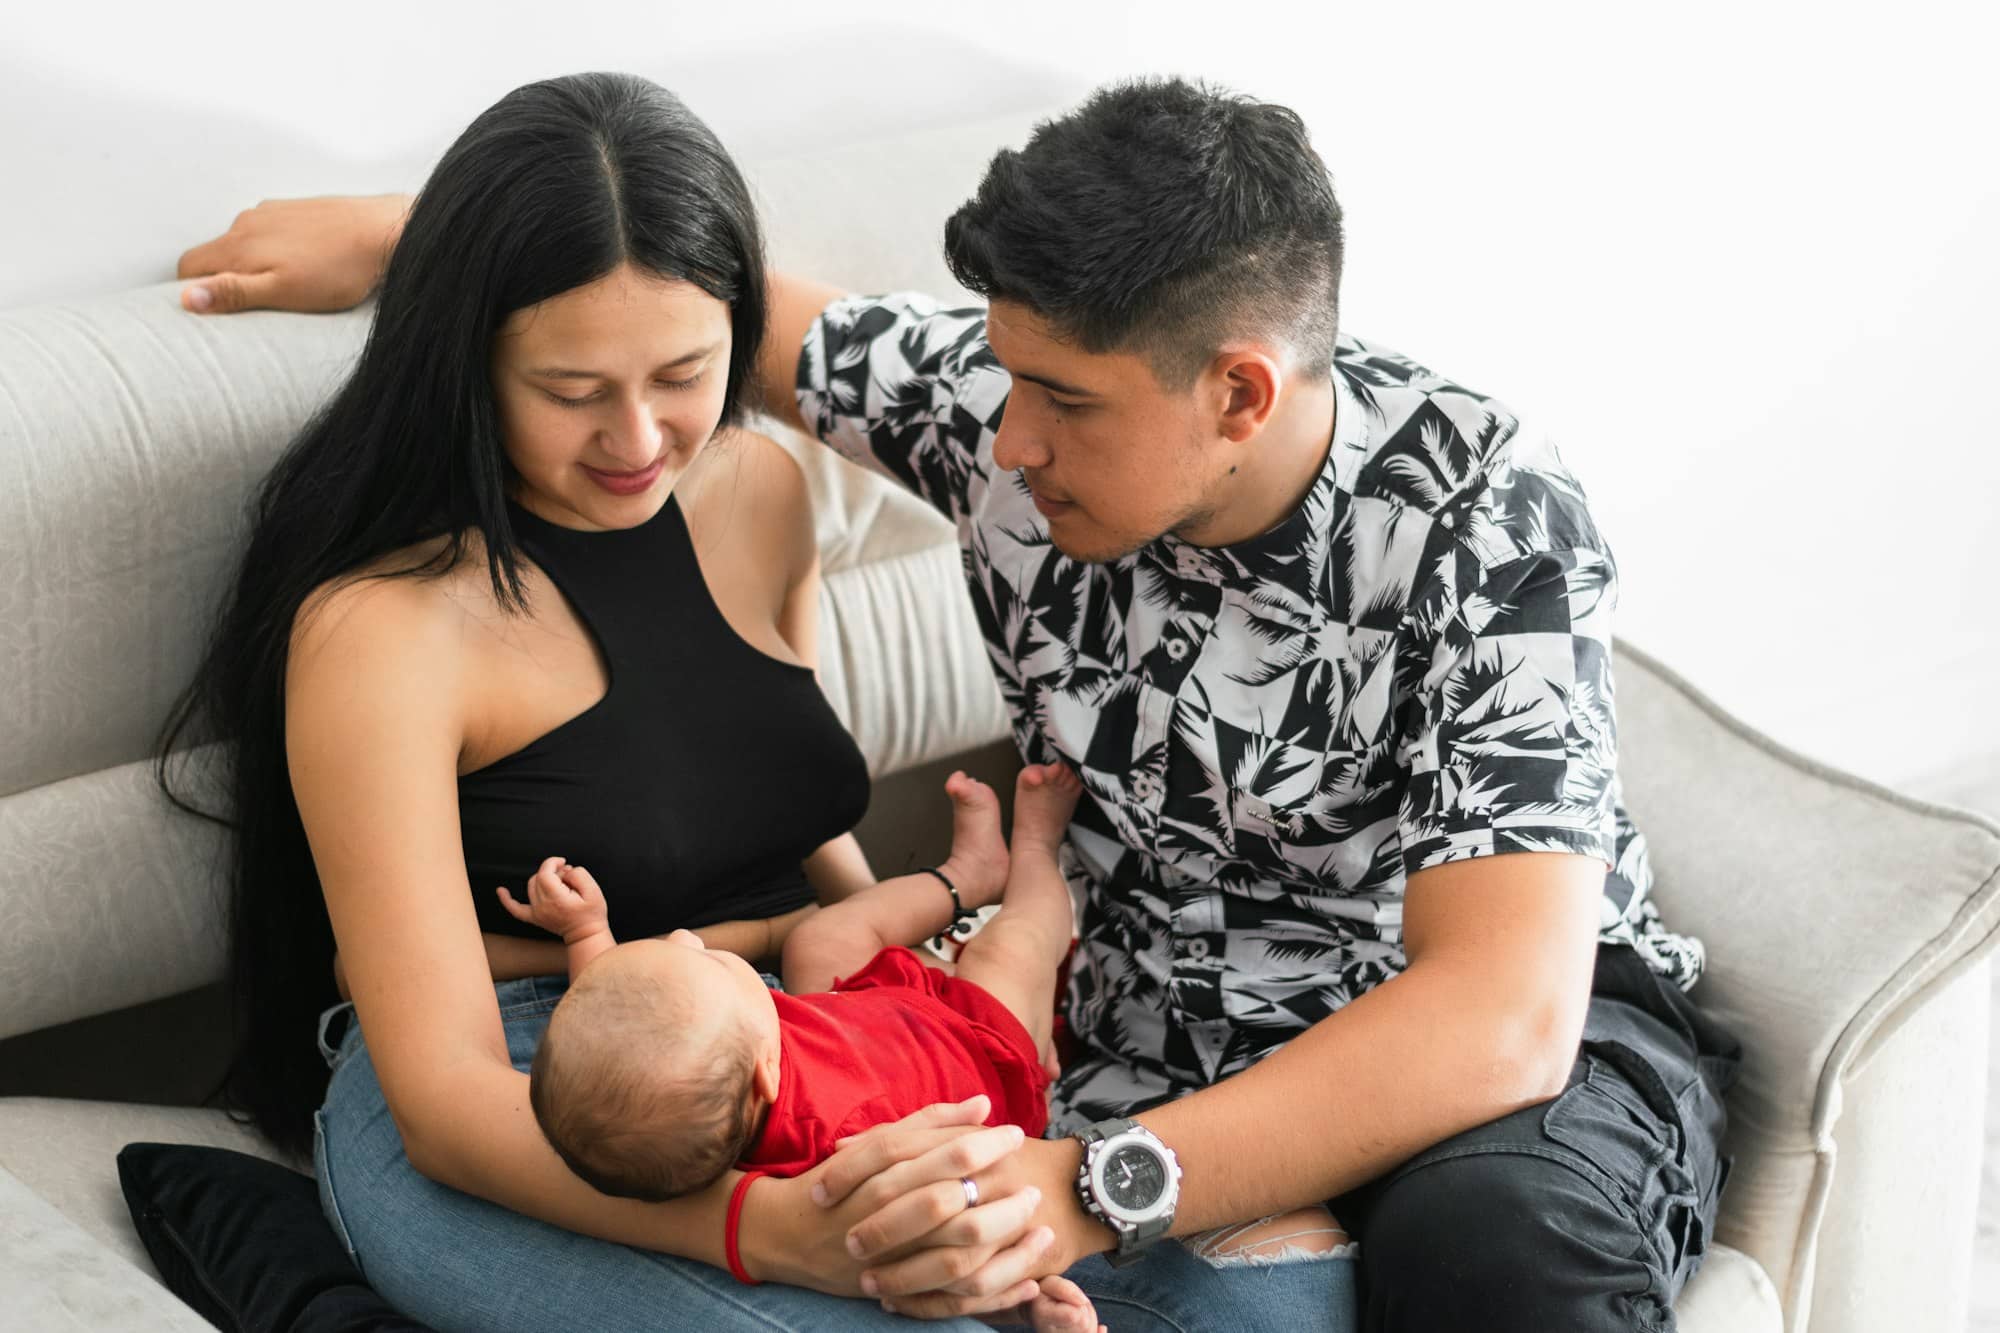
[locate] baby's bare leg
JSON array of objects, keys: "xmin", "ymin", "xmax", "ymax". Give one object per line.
[{"xmin": 953, "ymin": 763, "xmax": 1083, "ymax": 1055}]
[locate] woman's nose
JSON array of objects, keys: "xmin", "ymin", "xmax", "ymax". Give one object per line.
[{"xmin": 605, "ymin": 395, "xmax": 664, "ymax": 466}]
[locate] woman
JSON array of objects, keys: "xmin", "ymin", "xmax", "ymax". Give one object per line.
[{"xmin": 159, "ymin": 72, "xmax": 1047, "ymax": 1331}]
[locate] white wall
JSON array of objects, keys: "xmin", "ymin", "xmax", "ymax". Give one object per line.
[{"xmin": 5, "ymin": 0, "xmax": 1995, "ymax": 792}]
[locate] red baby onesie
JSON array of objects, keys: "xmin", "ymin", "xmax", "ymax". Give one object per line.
[{"xmin": 741, "ymin": 946, "xmax": 1050, "ymax": 1176}]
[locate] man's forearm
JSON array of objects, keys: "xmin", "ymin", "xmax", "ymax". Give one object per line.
[{"xmin": 1132, "ymin": 959, "xmax": 1581, "ymax": 1236}]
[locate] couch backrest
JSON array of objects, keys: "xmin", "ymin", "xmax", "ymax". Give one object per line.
[{"xmin": 0, "ymin": 110, "xmax": 1050, "ymax": 1042}]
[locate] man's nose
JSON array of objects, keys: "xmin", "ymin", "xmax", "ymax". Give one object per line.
[{"xmin": 991, "ymin": 407, "xmax": 1049, "ymax": 473}]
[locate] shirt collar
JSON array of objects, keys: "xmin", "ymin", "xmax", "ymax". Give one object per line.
[{"xmin": 1145, "ymin": 369, "xmax": 1367, "ymax": 609}]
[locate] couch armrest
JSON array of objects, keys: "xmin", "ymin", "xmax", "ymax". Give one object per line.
[
  {"xmin": 0, "ymin": 1164, "xmax": 211, "ymax": 1331},
  {"xmin": 1612, "ymin": 640, "xmax": 2000, "ymax": 1333}
]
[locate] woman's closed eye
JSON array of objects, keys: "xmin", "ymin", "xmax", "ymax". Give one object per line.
[{"xmin": 543, "ymin": 372, "xmax": 708, "ymax": 408}]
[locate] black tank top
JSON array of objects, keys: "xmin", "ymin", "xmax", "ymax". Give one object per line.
[{"xmin": 459, "ymin": 494, "xmax": 871, "ymax": 940}]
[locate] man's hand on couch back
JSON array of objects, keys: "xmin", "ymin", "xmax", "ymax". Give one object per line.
[{"xmin": 178, "ymin": 194, "xmax": 412, "ymax": 315}]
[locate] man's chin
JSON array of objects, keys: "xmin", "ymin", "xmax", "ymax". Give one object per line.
[{"xmin": 1047, "ymin": 525, "xmax": 1149, "ymax": 566}]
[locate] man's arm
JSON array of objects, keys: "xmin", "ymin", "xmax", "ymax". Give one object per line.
[
  {"xmin": 176, "ymin": 196, "xmax": 849, "ymax": 438},
  {"xmin": 832, "ymin": 850, "xmax": 1604, "ymax": 1315},
  {"xmin": 756, "ymin": 271, "xmax": 849, "ymax": 435},
  {"xmin": 178, "ymin": 195, "xmax": 412, "ymax": 315}
]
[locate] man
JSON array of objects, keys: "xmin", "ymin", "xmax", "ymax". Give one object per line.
[{"xmin": 182, "ymin": 77, "xmax": 1737, "ymax": 1331}]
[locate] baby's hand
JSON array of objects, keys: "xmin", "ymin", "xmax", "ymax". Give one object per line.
[
  {"xmin": 496, "ymin": 856, "xmax": 609, "ymax": 942},
  {"xmin": 1027, "ymin": 1275, "xmax": 1103, "ymax": 1333}
]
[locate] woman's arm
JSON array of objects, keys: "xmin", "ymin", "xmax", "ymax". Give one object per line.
[{"xmin": 287, "ymin": 575, "xmax": 754, "ymax": 1265}]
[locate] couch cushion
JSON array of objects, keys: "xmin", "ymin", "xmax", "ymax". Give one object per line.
[
  {"xmin": 0, "ymin": 1096, "xmax": 287, "ymax": 1272},
  {"xmin": 1677, "ymin": 1243, "xmax": 1784, "ymax": 1333},
  {"xmin": 118, "ymin": 1142, "xmax": 431, "ymax": 1331},
  {"xmin": 0, "ymin": 1163, "xmax": 213, "ymax": 1332}
]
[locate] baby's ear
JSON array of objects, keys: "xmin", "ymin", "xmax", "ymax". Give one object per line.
[{"xmin": 752, "ymin": 1043, "xmax": 782, "ymax": 1104}]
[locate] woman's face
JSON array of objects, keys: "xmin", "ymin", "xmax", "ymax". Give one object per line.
[{"xmin": 490, "ymin": 261, "xmax": 733, "ymax": 532}]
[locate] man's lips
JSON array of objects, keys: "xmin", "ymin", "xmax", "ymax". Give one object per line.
[{"xmin": 1026, "ymin": 480, "xmax": 1073, "ymax": 514}]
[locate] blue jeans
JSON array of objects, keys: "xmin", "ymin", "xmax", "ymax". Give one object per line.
[{"xmin": 314, "ymin": 975, "xmax": 1357, "ymax": 1332}]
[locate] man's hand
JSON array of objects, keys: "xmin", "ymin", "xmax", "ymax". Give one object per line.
[{"xmin": 177, "ymin": 194, "xmax": 411, "ymax": 314}]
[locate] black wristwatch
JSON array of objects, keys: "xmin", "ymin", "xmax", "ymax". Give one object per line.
[{"xmin": 1072, "ymin": 1118, "xmax": 1182, "ymax": 1267}]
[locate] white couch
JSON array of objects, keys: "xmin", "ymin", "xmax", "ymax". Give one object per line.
[{"xmin": 2, "ymin": 112, "xmax": 1996, "ymax": 1333}]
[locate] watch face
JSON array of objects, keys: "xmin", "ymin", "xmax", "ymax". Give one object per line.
[{"xmin": 1102, "ymin": 1143, "xmax": 1168, "ymax": 1212}]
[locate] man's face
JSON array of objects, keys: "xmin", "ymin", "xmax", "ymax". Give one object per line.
[{"xmin": 986, "ymin": 300, "xmax": 1228, "ymax": 564}]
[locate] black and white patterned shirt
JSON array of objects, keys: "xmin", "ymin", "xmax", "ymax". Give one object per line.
[{"xmin": 799, "ymin": 293, "xmax": 1704, "ymax": 1129}]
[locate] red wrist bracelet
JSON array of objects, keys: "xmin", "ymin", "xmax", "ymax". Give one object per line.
[{"xmin": 725, "ymin": 1170, "xmax": 767, "ymax": 1286}]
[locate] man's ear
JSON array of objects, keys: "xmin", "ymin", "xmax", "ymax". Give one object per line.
[{"xmin": 1211, "ymin": 346, "xmax": 1284, "ymax": 443}]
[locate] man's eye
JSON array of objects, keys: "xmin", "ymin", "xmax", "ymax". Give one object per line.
[{"xmin": 1046, "ymin": 393, "xmax": 1082, "ymax": 417}]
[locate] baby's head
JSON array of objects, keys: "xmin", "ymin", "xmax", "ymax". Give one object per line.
[{"xmin": 530, "ymin": 930, "xmax": 782, "ymax": 1201}]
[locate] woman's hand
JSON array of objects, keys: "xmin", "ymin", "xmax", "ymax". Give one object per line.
[
  {"xmin": 777, "ymin": 1098, "xmax": 1106, "ymax": 1318},
  {"xmin": 177, "ymin": 194, "xmax": 411, "ymax": 314},
  {"xmin": 737, "ymin": 1097, "xmax": 1058, "ymax": 1307}
]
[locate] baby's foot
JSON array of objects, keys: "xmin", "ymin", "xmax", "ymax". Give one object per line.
[
  {"xmin": 937, "ymin": 771, "xmax": 1009, "ymax": 908},
  {"xmin": 1027, "ymin": 1275, "xmax": 1103, "ymax": 1333},
  {"xmin": 1012, "ymin": 762, "xmax": 1083, "ymax": 856}
]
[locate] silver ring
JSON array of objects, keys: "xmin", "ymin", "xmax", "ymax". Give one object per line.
[{"xmin": 960, "ymin": 1176, "xmax": 980, "ymax": 1209}]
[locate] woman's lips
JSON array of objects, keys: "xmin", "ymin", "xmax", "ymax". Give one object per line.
[{"xmin": 583, "ymin": 458, "xmax": 665, "ymax": 496}]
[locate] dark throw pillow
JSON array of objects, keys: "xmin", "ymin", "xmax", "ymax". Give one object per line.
[{"xmin": 117, "ymin": 1142, "xmax": 433, "ymax": 1333}]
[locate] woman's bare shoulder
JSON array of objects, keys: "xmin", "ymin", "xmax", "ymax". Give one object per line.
[
  {"xmin": 683, "ymin": 427, "xmax": 816, "ymax": 566},
  {"xmin": 290, "ymin": 535, "xmax": 489, "ymax": 681}
]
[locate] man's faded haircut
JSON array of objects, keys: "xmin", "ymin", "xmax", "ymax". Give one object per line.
[
  {"xmin": 529, "ymin": 965, "xmax": 761, "ymax": 1202},
  {"xmin": 944, "ymin": 77, "xmax": 1345, "ymax": 390}
]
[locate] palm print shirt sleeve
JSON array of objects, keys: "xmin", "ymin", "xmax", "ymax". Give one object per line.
[
  {"xmin": 794, "ymin": 291, "xmax": 1002, "ymax": 526},
  {"xmin": 1394, "ymin": 535, "xmax": 1623, "ymax": 875}
]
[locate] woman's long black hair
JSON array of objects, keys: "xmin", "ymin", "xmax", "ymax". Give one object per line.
[{"xmin": 155, "ymin": 72, "xmax": 768, "ymax": 1156}]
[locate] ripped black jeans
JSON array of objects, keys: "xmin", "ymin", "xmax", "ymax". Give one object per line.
[{"xmin": 1329, "ymin": 944, "xmax": 1742, "ymax": 1332}]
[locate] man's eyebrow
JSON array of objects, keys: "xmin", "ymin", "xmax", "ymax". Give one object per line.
[
  {"xmin": 1011, "ymin": 369, "xmax": 1098, "ymax": 399},
  {"xmin": 526, "ymin": 344, "xmax": 719, "ymax": 379}
]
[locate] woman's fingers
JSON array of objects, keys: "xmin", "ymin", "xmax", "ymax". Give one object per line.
[
  {"xmin": 812, "ymin": 1096, "xmax": 992, "ymax": 1206},
  {"xmin": 873, "ymin": 1224, "xmax": 1057, "ymax": 1319},
  {"xmin": 837, "ymin": 1124, "xmax": 1025, "ymax": 1238},
  {"xmin": 850, "ymin": 1177, "xmax": 1040, "ymax": 1268}
]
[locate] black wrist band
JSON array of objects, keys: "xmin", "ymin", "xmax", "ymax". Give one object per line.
[{"xmin": 922, "ymin": 866, "xmax": 978, "ymax": 951}]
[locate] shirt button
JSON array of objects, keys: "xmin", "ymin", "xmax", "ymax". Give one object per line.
[
  {"xmin": 1187, "ymin": 937, "xmax": 1210, "ymax": 959},
  {"xmin": 1440, "ymin": 512, "xmax": 1456, "ymax": 529}
]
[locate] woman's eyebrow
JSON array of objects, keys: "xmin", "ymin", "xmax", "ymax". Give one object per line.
[{"xmin": 526, "ymin": 343, "xmax": 720, "ymax": 379}]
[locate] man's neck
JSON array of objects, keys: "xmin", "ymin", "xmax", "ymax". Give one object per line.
[{"xmin": 1179, "ymin": 379, "xmax": 1338, "ymax": 549}]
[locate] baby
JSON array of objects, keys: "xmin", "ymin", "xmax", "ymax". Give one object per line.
[{"xmin": 500, "ymin": 762, "xmax": 1100, "ymax": 1333}]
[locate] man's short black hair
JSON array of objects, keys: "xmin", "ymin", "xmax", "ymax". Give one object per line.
[{"xmin": 945, "ymin": 77, "xmax": 1344, "ymax": 389}]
